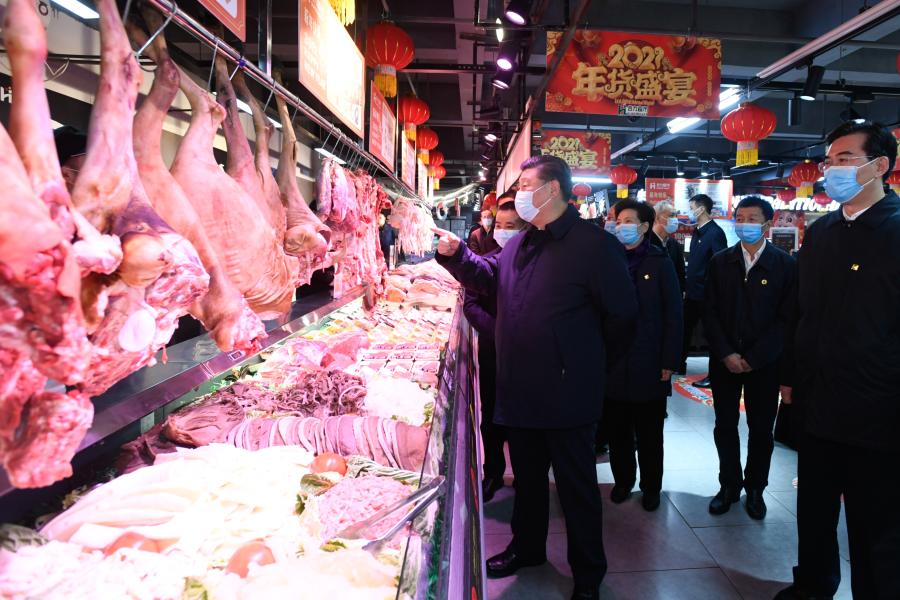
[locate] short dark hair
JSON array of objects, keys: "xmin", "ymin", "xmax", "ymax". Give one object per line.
[
  {"xmin": 499, "ymin": 190, "xmax": 516, "ymax": 201},
  {"xmin": 735, "ymin": 196, "xmax": 775, "ymax": 221},
  {"xmin": 613, "ymin": 199, "xmax": 656, "ymax": 227},
  {"xmin": 825, "ymin": 120, "xmax": 897, "ymax": 179},
  {"xmin": 520, "ymin": 155, "xmax": 573, "ymax": 200},
  {"xmin": 54, "ymin": 125, "xmax": 87, "ymax": 165},
  {"xmin": 689, "ymin": 194, "xmax": 714, "ymax": 214},
  {"xmin": 497, "ymin": 203, "xmax": 518, "ymax": 215}
]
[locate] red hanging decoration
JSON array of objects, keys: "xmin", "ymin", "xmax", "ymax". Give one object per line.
[
  {"xmin": 572, "ymin": 182, "xmax": 592, "ymax": 198},
  {"xmin": 887, "ymin": 171, "xmax": 900, "ymax": 194},
  {"xmin": 609, "ymin": 164, "xmax": 637, "ymax": 199},
  {"xmin": 776, "ymin": 188, "xmax": 796, "ymax": 203},
  {"xmin": 813, "ymin": 192, "xmax": 832, "ymax": 207},
  {"xmin": 398, "ymin": 95, "xmax": 430, "ymax": 142},
  {"xmin": 416, "ymin": 126, "xmax": 438, "ymax": 164},
  {"xmin": 788, "ymin": 161, "xmax": 819, "ymax": 198},
  {"xmin": 365, "ymin": 21, "xmax": 415, "ymax": 98},
  {"xmin": 720, "ymin": 102, "xmax": 777, "ymax": 167},
  {"xmin": 431, "ymin": 165, "xmax": 446, "ymax": 190},
  {"xmin": 892, "ymin": 128, "xmax": 900, "ymax": 172}
]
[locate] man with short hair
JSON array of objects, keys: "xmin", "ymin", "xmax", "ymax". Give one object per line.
[
  {"xmin": 704, "ymin": 196, "xmax": 796, "ymax": 520},
  {"xmin": 463, "ymin": 203, "xmax": 526, "ymax": 502},
  {"xmin": 468, "ymin": 207, "xmax": 499, "ymax": 256},
  {"xmin": 650, "ymin": 201, "xmax": 686, "ymax": 292},
  {"xmin": 682, "ymin": 193, "xmax": 727, "ymax": 382},
  {"xmin": 776, "ymin": 121, "xmax": 900, "ymax": 600},
  {"xmin": 432, "ymin": 155, "xmax": 637, "ymax": 600}
]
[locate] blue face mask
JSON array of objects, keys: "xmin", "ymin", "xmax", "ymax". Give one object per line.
[
  {"xmin": 665, "ymin": 217, "xmax": 680, "ymax": 234},
  {"xmin": 734, "ymin": 222, "xmax": 765, "ymax": 244},
  {"xmin": 604, "ymin": 221, "xmax": 617, "ymax": 234},
  {"xmin": 823, "ymin": 161, "xmax": 876, "ymax": 204},
  {"xmin": 615, "ymin": 223, "xmax": 641, "ymax": 246}
]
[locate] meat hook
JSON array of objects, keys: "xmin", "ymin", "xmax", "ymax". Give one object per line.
[
  {"xmin": 135, "ymin": 2, "xmax": 176, "ymax": 59},
  {"xmin": 206, "ymin": 39, "xmax": 220, "ymax": 91},
  {"xmin": 262, "ymin": 87, "xmax": 275, "ymax": 113},
  {"xmin": 229, "ymin": 57, "xmax": 246, "ymax": 81}
]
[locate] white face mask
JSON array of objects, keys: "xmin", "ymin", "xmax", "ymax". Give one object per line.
[
  {"xmin": 514, "ymin": 182, "xmax": 552, "ymax": 223},
  {"xmin": 493, "ymin": 228, "xmax": 519, "ymax": 248},
  {"xmin": 482, "ymin": 217, "xmax": 494, "ymax": 229}
]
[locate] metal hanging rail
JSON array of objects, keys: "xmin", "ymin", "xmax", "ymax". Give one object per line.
[{"xmin": 143, "ymin": 0, "xmax": 417, "ymax": 199}]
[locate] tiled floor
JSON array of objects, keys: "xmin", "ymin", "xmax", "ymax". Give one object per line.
[{"xmin": 483, "ymin": 358, "xmax": 853, "ymax": 600}]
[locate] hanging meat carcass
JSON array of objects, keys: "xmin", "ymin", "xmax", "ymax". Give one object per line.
[
  {"xmin": 170, "ymin": 43, "xmax": 296, "ymax": 319},
  {"xmin": 128, "ymin": 10, "xmax": 265, "ymax": 353}
]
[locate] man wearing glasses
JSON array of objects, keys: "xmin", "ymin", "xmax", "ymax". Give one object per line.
[{"xmin": 776, "ymin": 121, "xmax": 900, "ymax": 600}]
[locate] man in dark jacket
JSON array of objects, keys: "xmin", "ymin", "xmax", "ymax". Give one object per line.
[
  {"xmin": 650, "ymin": 200, "xmax": 686, "ymax": 292},
  {"xmin": 682, "ymin": 194, "xmax": 727, "ymax": 383},
  {"xmin": 776, "ymin": 121, "xmax": 900, "ymax": 600},
  {"xmin": 605, "ymin": 200, "xmax": 683, "ymax": 513},
  {"xmin": 463, "ymin": 203, "xmax": 526, "ymax": 502},
  {"xmin": 704, "ymin": 196, "xmax": 796, "ymax": 521},
  {"xmin": 433, "ymin": 155, "xmax": 637, "ymax": 600},
  {"xmin": 467, "ymin": 207, "xmax": 499, "ymax": 256}
]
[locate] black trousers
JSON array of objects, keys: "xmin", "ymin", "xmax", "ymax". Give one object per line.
[
  {"xmin": 478, "ymin": 342, "xmax": 506, "ymax": 481},
  {"xmin": 709, "ymin": 360, "xmax": 779, "ymax": 490},
  {"xmin": 794, "ymin": 433, "xmax": 900, "ymax": 599},
  {"xmin": 682, "ymin": 298, "xmax": 707, "ymax": 372},
  {"xmin": 506, "ymin": 424, "xmax": 608, "ymax": 587},
  {"xmin": 605, "ymin": 396, "xmax": 667, "ymax": 493}
]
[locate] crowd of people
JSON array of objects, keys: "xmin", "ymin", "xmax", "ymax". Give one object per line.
[{"xmin": 433, "ymin": 120, "xmax": 900, "ymax": 600}]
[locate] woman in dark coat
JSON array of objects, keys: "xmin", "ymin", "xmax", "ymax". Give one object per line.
[{"xmin": 606, "ymin": 199, "xmax": 683, "ymax": 511}]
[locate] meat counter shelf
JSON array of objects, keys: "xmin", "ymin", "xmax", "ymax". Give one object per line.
[{"xmin": 0, "ymin": 287, "xmax": 486, "ymax": 600}]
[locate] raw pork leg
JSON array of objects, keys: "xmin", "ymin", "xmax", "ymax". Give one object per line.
[
  {"xmin": 128, "ymin": 13, "xmax": 264, "ymax": 353},
  {"xmin": 3, "ymin": 0, "xmax": 121, "ymax": 277},
  {"xmin": 273, "ymin": 82, "xmax": 330, "ymax": 271},
  {"xmin": 171, "ymin": 52, "xmax": 295, "ymax": 318},
  {"xmin": 72, "ymin": 0, "xmax": 209, "ymax": 395}
]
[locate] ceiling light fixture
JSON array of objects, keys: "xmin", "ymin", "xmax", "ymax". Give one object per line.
[
  {"xmin": 52, "ymin": 0, "xmax": 98, "ymax": 19},
  {"xmin": 504, "ymin": 0, "xmax": 533, "ymax": 25},
  {"xmin": 788, "ymin": 93, "xmax": 802, "ymax": 126},
  {"xmin": 496, "ymin": 39, "xmax": 517, "ymax": 71},
  {"xmin": 851, "ymin": 90, "xmax": 874, "ymax": 104},
  {"xmin": 667, "ymin": 117, "xmax": 701, "ymax": 134},
  {"xmin": 484, "ymin": 132, "xmax": 498, "ymax": 143},
  {"xmin": 492, "ymin": 69, "xmax": 514, "ymax": 90},
  {"xmin": 571, "ymin": 176, "xmax": 612, "ymax": 184},
  {"xmin": 675, "ymin": 161, "xmax": 685, "ymax": 176},
  {"xmin": 800, "ymin": 65, "xmax": 825, "ymax": 101},
  {"xmin": 718, "ymin": 87, "xmax": 742, "ymax": 111},
  {"xmin": 495, "ymin": 18, "xmax": 505, "ymax": 42}
]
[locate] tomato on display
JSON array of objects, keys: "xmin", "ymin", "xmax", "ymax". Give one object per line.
[
  {"xmin": 225, "ymin": 541, "xmax": 276, "ymax": 577},
  {"xmin": 103, "ymin": 532, "xmax": 160, "ymax": 555},
  {"xmin": 310, "ymin": 452, "xmax": 348, "ymax": 475}
]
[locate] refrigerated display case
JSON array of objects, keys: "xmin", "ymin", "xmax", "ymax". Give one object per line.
[{"xmin": 0, "ymin": 287, "xmax": 486, "ymax": 600}]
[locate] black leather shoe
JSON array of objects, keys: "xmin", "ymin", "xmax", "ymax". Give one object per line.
[
  {"xmin": 486, "ymin": 547, "xmax": 546, "ymax": 579},
  {"xmin": 708, "ymin": 486, "xmax": 741, "ymax": 515},
  {"xmin": 482, "ymin": 477, "xmax": 504, "ymax": 503},
  {"xmin": 773, "ymin": 584, "xmax": 834, "ymax": 600},
  {"xmin": 745, "ymin": 488, "xmax": 767, "ymax": 520},
  {"xmin": 642, "ymin": 491, "xmax": 661, "ymax": 512},
  {"xmin": 694, "ymin": 376, "xmax": 712, "ymax": 388},
  {"xmin": 610, "ymin": 485, "xmax": 633, "ymax": 504},
  {"xmin": 571, "ymin": 584, "xmax": 600, "ymax": 600}
]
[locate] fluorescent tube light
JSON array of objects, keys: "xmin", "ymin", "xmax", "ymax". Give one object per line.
[
  {"xmin": 315, "ymin": 147, "xmax": 346, "ymax": 165},
  {"xmin": 718, "ymin": 88, "xmax": 742, "ymax": 111},
  {"xmin": 52, "ymin": 0, "xmax": 98, "ymax": 19},
  {"xmin": 667, "ymin": 117, "xmax": 700, "ymax": 134},
  {"xmin": 572, "ymin": 176, "xmax": 612, "ymax": 184}
]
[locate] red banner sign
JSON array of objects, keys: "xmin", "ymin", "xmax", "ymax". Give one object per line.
[
  {"xmin": 368, "ymin": 83, "xmax": 396, "ymax": 171},
  {"xmin": 298, "ymin": 0, "xmax": 365, "ymax": 137},
  {"xmin": 540, "ymin": 130, "xmax": 611, "ymax": 174},
  {"xmin": 645, "ymin": 178, "xmax": 733, "ymax": 217},
  {"xmin": 401, "ymin": 136, "xmax": 415, "ymax": 191},
  {"xmin": 546, "ymin": 31, "xmax": 722, "ymax": 119},
  {"xmin": 197, "ymin": 0, "xmax": 246, "ymax": 41}
]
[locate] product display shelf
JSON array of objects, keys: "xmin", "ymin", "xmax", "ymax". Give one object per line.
[{"xmin": 0, "ymin": 287, "xmax": 485, "ymax": 600}]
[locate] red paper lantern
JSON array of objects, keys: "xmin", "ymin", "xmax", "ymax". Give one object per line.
[
  {"xmin": 720, "ymin": 102, "xmax": 777, "ymax": 167},
  {"xmin": 572, "ymin": 182, "xmax": 592, "ymax": 198},
  {"xmin": 893, "ymin": 128, "xmax": 900, "ymax": 172},
  {"xmin": 365, "ymin": 21, "xmax": 415, "ymax": 98},
  {"xmin": 416, "ymin": 126, "xmax": 438, "ymax": 164},
  {"xmin": 398, "ymin": 95, "xmax": 430, "ymax": 142},
  {"xmin": 888, "ymin": 171, "xmax": 900, "ymax": 193},
  {"xmin": 429, "ymin": 150, "xmax": 445, "ymax": 168},
  {"xmin": 483, "ymin": 191, "xmax": 498, "ymax": 211},
  {"xmin": 813, "ymin": 192, "xmax": 832, "ymax": 207},
  {"xmin": 431, "ymin": 164, "xmax": 446, "ymax": 190},
  {"xmin": 609, "ymin": 164, "xmax": 637, "ymax": 199},
  {"xmin": 788, "ymin": 161, "xmax": 819, "ymax": 198},
  {"xmin": 776, "ymin": 188, "xmax": 796, "ymax": 203}
]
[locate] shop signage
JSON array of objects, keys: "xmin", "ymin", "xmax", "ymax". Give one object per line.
[
  {"xmin": 197, "ymin": 0, "xmax": 246, "ymax": 41},
  {"xmin": 401, "ymin": 135, "xmax": 416, "ymax": 191},
  {"xmin": 368, "ymin": 83, "xmax": 396, "ymax": 170},
  {"xmin": 645, "ymin": 178, "xmax": 733, "ymax": 217},
  {"xmin": 0, "ymin": 85, "xmax": 11, "ymax": 104},
  {"xmin": 766, "ymin": 196, "xmax": 837, "ymax": 213},
  {"xmin": 417, "ymin": 158, "xmax": 428, "ymax": 199},
  {"xmin": 298, "ymin": 0, "xmax": 365, "ymax": 137},
  {"xmin": 540, "ymin": 129, "xmax": 611, "ymax": 174},
  {"xmin": 546, "ymin": 30, "xmax": 722, "ymax": 120}
]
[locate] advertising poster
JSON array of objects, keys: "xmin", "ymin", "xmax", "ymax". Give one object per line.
[
  {"xmin": 645, "ymin": 178, "xmax": 733, "ymax": 217},
  {"xmin": 368, "ymin": 83, "xmax": 396, "ymax": 170},
  {"xmin": 197, "ymin": 0, "xmax": 246, "ymax": 41},
  {"xmin": 298, "ymin": 0, "xmax": 365, "ymax": 136},
  {"xmin": 540, "ymin": 130, "xmax": 611, "ymax": 174},
  {"xmin": 546, "ymin": 30, "xmax": 721, "ymax": 119},
  {"xmin": 401, "ymin": 136, "xmax": 416, "ymax": 191}
]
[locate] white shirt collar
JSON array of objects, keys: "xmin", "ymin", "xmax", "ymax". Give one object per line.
[
  {"xmin": 842, "ymin": 204, "xmax": 872, "ymax": 222},
  {"xmin": 741, "ymin": 240, "xmax": 766, "ymax": 274}
]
